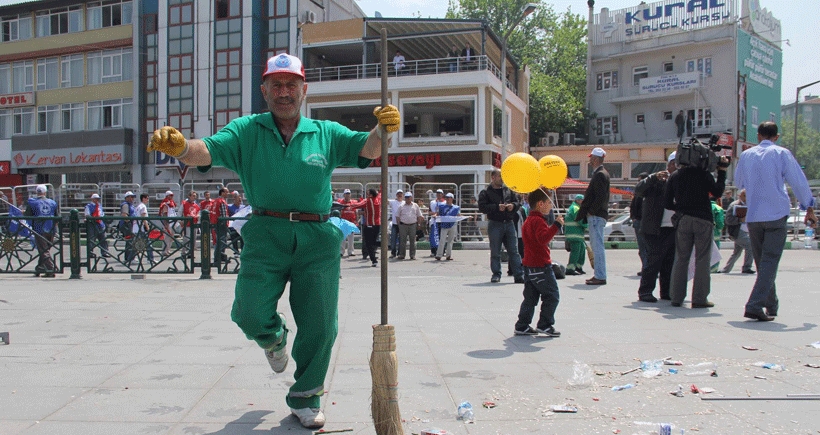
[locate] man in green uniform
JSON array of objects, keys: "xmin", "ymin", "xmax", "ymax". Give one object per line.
[
  {"xmin": 147, "ymin": 53, "xmax": 399, "ymax": 429},
  {"xmin": 564, "ymin": 194, "xmax": 587, "ymax": 275}
]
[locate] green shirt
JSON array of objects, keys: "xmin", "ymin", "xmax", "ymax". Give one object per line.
[{"xmin": 200, "ymin": 113, "xmax": 371, "ymax": 215}]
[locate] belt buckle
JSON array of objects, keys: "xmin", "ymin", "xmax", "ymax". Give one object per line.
[{"xmin": 289, "ymin": 212, "xmax": 299, "ymax": 222}]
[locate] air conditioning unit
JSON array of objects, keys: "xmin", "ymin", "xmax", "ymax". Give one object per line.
[
  {"xmin": 538, "ymin": 132, "xmax": 559, "ymax": 147},
  {"xmin": 304, "ymin": 10, "xmax": 316, "ymax": 23},
  {"xmin": 564, "ymin": 133, "xmax": 576, "ymax": 145}
]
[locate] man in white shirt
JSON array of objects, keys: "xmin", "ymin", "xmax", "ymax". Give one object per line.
[
  {"xmin": 392, "ymin": 50, "xmax": 406, "ymax": 75},
  {"xmin": 387, "ymin": 190, "xmax": 404, "ymax": 258},
  {"xmin": 135, "ymin": 194, "xmax": 155, "ymax": 264},
  {"xmin": 395, "ymin": 191, "xmax": 423, "ymax": 259}
]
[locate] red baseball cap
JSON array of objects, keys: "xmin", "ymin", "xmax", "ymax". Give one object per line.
[{"xmin": 262, "ymin": 54, "xmax": 305, "ymax": 80}]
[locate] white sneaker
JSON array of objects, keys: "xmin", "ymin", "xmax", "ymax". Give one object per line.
[
  {"xmin": 290, "ymin": 407, "xmax": 325, "ymax": 429},
  {"xmin": 265, "ymin": 346, "xmax": 288, "ymax": 373}
]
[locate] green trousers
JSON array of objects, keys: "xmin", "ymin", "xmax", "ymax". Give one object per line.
[
  {"xmin": 231, "ymin": 216, "xmax": 343, "ymax": 409},
  {"xmin": 567, "ymin": 238, "xmax": 586, "ymax": 271}
]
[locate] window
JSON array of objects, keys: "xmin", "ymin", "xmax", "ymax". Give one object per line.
[
  {"xmin": 686, "ymin": 108, "xmax": 712, "ymax": 132},
  {"xmin": 87, "ymin": 49, "xmax": 133, "ymax": 84},
  {"xmin": 631, "ymin": 162, "xmax": 666, "ymax": 178},
  {"xmin": 492, "ymin": 105, "xmax": 502, "ymax": 138},
  {"xmin": 596, "ymin": 70, "xmax": 618, "ymax": 91},
  {"xmin": 168, "ymin": 112, "xmax": 192, "ymax": 139},
  {"xmin": 214, "ymin": 48, "xmax": 241, "ymax": 130},
  {"xmin": 61, "ymin": 54, "xmax": 84, "ymax": 88},
  {"xmin": 35, "ymin": 6, "xmax": 82, "ymax": 37},
  {"xmin": 636, "ymin": 113, "xmax": 645, "ymax": 124},
  {"xmin": 266, "ymin": 0, "xmax": 289, "ymax": 57},
  {"xmin": 169, "ymin": 2, "xmax": 193, "ymax": 25},
  {"xmin": 663, "ymin": 62, "xmax": 673, "ymax": 72},
  {"xmin": 588, "ymin": 162, "xmax": 622, "ymax": 179},
  {"xmin": 37, "ymin": 105, "xmax": 59, "ymax": 133},
  {"xmin": 87, "ymin": 98, "xmax": 132, "ymax": 129},
  {"xmin": 0, "ymin": 64, "xmax": 9, "ymax": 94},
  {"xmin": 61, "ymin": 103, "xmax": 84, "ymax": 131},
  {"xmin": 663, "ymin": 111, "xmax": 673, "ymax": 121},
  {"xmin": 399, "ymin": 98, "xmax": 476, "ymax": 140},
  {"xmin": 0, "ymin": 109, "xmax": 11, "ymax": 139},
  {"xmin": 769, "ymin": 112, "xmax": 776, "ymax": 123},
  {"xmin": 596, "ymin": 116, "xmax": 619, "ymax": 135},
  {"xmin": 2, "ymin": 14, "xmax": 33, "ymax": 42},
  {"xmin": 36, "ymin": 57, "xmax": 59, "ymax": 90},
  {"xmin": 633, "ymin": 66, "xmax": 648, "ymax": 86},
  {"xmin": 169, "ymin": 54, "xmax": 193, "ymax": 85},
  {"xmin": 567, "ymin": 163, "xmax": 580, "ymax": 179},
  {"xmin": 686, "ymin": 57, "xmax": 712, "ymax": 77},
  {"xmin": 12, "ymin": 60, "xmax": 33, "ymax": 92},
  {"xmin": 13, "ymin": 107, "xmax": 34, "ymax": 135},
  {"xmin": 87, "ymin": 1, "xmax": 133, "ymax": 30},
  {"xmin": 751, "ymin": 106, "xmax": 758, "ymax": 126},
  {"xmin": 216, "ymin": 0, "xmax": 241, "ymax": 19}
]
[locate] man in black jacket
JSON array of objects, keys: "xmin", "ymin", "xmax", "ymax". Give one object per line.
[
  {"xmin": 630, "ymin": 172, "xmax": 649, "ymax": 275},
  {"xmin": 479, "ymin": 169, "xmax": 524, "ymax": 283},
  {"xmin": 577, "ymin": 147, "xmax": 610, "ymax": 285},
  {"xmin": 635, "ymin": 153, "xmax": 678, "ymax": 302},
  {"xmin": 664, "ymin": 154, "xmax": 728, "ymax": 308}
]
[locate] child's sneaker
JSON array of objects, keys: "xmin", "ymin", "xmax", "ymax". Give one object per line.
[
  {"xmin": 514, "ymin": 326, "xmax": 539, "ymax": 336},
  {"xmin": 537, "ymin": 326, "xmax": 561, "ymax": 337},
  {"xmin": 291, "ymin": 407, "xmax": 325, "ymax": 429}
]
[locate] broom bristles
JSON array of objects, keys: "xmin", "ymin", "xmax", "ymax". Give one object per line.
[{"xmin": 371, "ymin": 324, "xmax": 404, "ymax": 435}]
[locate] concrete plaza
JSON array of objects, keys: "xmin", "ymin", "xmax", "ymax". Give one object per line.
[{"xmin": 1, "ymin": 246, "xmax": 819, "ymax": 434}]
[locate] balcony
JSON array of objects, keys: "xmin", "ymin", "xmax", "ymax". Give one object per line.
[{"xmin": 304, "ymin": 55, "xmax": 518, "ymax": 96}]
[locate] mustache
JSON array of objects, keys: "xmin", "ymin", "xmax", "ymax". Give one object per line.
[{"xmin": 274, "ymin": 97, "xmax": 295, "ymax": 105}]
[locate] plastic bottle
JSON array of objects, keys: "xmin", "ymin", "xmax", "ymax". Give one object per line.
[
  {"xmin": 805, "ymin": 227, "xmax": 814, "ymax": 249},
  {"xmin": 753, "ymin": 362, "xmax": 785, "ymax": 371},
  {"xmin": 685, "ymin": 361, "xmax": 717, "ymax": 376},
  {"xmin": 611, "ymin": 383, "xmax": 634, "ymax": 391},
  {"xmin": 457, "ymin": 401, "xmax": 474, "ymax": 422}
]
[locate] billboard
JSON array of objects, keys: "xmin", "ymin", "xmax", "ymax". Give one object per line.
[
  {"xmin": 594, "ymin": 0, "xmax": 734, "ymax": 44},
  {"xmin": 639, "ymin": 72, "xmax": 700, "ymax": 95},
  {"xmin": 737, "ymin": 28, "xmax": 781, "ymax": 142}
]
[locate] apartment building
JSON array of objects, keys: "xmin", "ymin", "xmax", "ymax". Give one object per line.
[{"xmin": 532, "ymin": 0, "xmax": 782, "ymax": 187}]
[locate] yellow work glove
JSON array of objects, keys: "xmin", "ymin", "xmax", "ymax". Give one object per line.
[
  {"xmin": 148, "ymin": 126, "xmax": 188, "ymax": 158},
  {"xmin": 374, "ymin": 104, "xmax": 400, "ymax": 134}
]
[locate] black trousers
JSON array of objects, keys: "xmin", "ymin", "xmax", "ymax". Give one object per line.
[
  {"xmin": 362, "ymin": 225, "xmax": 380, "ymax": 263},
  {"xmin": 638, "ymin": 227, "xmax": 676, "ymax": 299}
]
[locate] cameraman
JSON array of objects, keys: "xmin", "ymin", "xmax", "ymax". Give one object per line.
[{"xmin": 663, "ymin": 152, "xmax": 728, "ymax": 309}]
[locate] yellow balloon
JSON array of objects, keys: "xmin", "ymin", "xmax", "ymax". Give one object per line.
[
  {"xmin": 539, "ymin": 155, "xmax": 568, "ymax": 189},
  {"xmin": 501, "ymin": 153, "xmax": 541, "ymax": 193}
]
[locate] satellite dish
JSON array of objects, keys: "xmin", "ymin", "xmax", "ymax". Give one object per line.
[{"xmin": 375, "ymin": 11, "xmax": 382, "ymax": 18}]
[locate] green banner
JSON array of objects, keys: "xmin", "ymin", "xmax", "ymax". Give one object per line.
[{"xmin": 736, "ymin": 28, "xmax": 782, "ymax": 142}]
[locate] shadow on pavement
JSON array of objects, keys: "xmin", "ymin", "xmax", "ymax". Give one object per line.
[
  {"xmin": 726, "ymin": 321, "xmax": 817, "ymax": 332},
  {"xmin": 194, "ymin": 410, "xmax": 313, "ymax": 434}
]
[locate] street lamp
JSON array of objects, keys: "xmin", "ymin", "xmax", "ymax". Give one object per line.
[
  {"xmin": 499, "ymin": 2, "xmax": 537, "ymax": 163},
  {"xmin": 793, "ymin": 79, "xmax": 820, "ymax": 159}
]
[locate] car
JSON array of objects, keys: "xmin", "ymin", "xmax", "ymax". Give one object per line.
[{"xmin": 603, "ymin": 214, "xmax": 636, "ymax": 241}]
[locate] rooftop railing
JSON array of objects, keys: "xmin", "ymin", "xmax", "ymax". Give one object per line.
[{"xmin": 304, "ymin": 55, "xmax": 518, "ymax": 95}]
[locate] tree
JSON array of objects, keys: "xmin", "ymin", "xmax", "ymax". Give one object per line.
[
  {"xmin": 446, "ymin": 0, "xmax": 588, "ymax": 145},
  {"xmin": 781, "ymin": 116, "xmax": 820, "ymax": 180}
]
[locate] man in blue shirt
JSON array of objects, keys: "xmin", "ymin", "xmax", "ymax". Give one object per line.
[
  {"xmin": 25, "ymin": 185, "xmax": 59, "ymax": 277},
  {"xmin": 735, "ymin": 121, "xmax": 816, "ymax": 321}
]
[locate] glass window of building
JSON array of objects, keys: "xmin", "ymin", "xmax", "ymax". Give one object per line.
[
  {"xmin": 400, "ymin": 99, "xmax": 476, "ymax": 140},
  {"xmin": 266, "ymin": 0, "xmax": 289, "ymax": 58},
  {"xmin": 13, "ymin": 107, "xmax": 34, "ymax": 135},
  {"xmin": 36, "ymin": 57, "xmax": 59, "ymax": 90},
  {"xmin": 87, "ymin": 48, "xmax": 133, "ymax": 84},
  {"xmin": 0, "ymin": 63, "xmax": 10, "ymax": 94},
  {"xmin": 87, "ymin": 98, "xmax": 132, "ymax": 129},
  {"xmin": 0, "ymin": 109, "xmax": 11, "ymax": 139},
  {"xmin": 35, "ymin": 6, "xmax": 82, "ymax": 37},
  {"xmin": 216, "ymin": 0, "xmax": 241, "ymax": 19},
  {"xmin": 631, "ymin": 162, "xmax": 666, "ymax": 178},
  {"xmin": 632, "ymin": 66, "xmax": 648, "ymax": 86},
  {"xmin": 61, "ymin": 54, "xmax": 84, "ymax": 88},
  {"xmin": 12, "ymin": 60, "xmax": 33, "ymax": 92},
  {"xmin": 596, "ymin": 116, "xmax": 618, "ymax": 135},
  {"xmin": 588, "ymin": 162, "xmax": 622, "ymax": 179},
  {"xmin": 663, "ymin": 62, "xmax": 673, "ymax": 72},
  {"xmin": 2, "ymin": 14, "xmax": 33, "ymax": 42},
  {"xmin": 567, "ymin": 163, "xmax": 580, "ymax": 179},
  {"xmin": 167, "ymin": 1, "xmax": 194, "ymax": 138},
  {"xmin": 61, "ymin": 102, "xmax": 84, "ymax": 131},
  {"xmin": 37, "ymin": 105, "xmax": 59, "ymax": 133},
  {"xmin": 596, "ymin": 70, "xmax": 618, "ymax": 91},
  {"xmin": 686, "ymin": 57, "xmax": 712, "ymax": 77},
  {"xmin": 87, "ymin": 1, "xmax": 133, "ymax": 30}
]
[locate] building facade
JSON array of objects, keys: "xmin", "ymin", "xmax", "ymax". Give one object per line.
[
  {"xmin": 301, "ymin": 18, "xmax": 530, "ymax": 189},
  {"xmin": 0, "ymin": 0, "xmax": 139, "ymax": 187},
  {"xmin": 532, "ymin": 0, "xmax": 782, "ymax": 188},
  {"xmin": 782, "ymin": 96, "xmax": 820, "ymax": 135}
]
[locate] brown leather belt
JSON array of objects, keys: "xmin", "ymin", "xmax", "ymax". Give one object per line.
[{"xmin": 252, "ymin": 210, "xmax": 329, "ymax": 222}]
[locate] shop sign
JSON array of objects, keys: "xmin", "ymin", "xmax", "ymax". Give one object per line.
[
  {"xmin": 0, "ymin": 161, "xmax": 9, "ymax": 174},
  {"xmin": 371, "ymin": 153, "xmax": 442, "ymax": 169},
  {"xmin": 639, "ymin": 72, "xmax": 700, "ymax": 94},
  {"xmin": 155, "ymin": 151, "xmax": 188, "ymax": 178},
  {"xmin": 595, "ymin": 0, "xmax": 733, "ymax": 43},
  {"xmin": 12, "ymin": 145, "xmax": 126, "ymax": 169},
  {"xmin": 744, "ymin": 0, "xmax": 781, "ymax": 45},
  {"xmin": 0, "ymin": 92, "xmax": 35, "ymax": 109}
]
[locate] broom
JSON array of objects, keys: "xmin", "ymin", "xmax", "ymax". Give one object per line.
[{"xmin": 370, "ymin": 27, "xmax": 404, "ymax": 435}]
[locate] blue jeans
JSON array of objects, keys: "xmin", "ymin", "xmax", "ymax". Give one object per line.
[
  {"xmin": 488, "ymin": 220, "xmax": 522, "ymax": 279},
  {"xmin": 588, "ymin": 216, "xmax": 607, "ymax": 280},
  {"xmin": 745, "ymin": 217, "xmax": 787, "ymax": 315},
  {"xmin": 390, "ymin": 223, "xmax": 399, "ymax": 256},
  {"xmin": 515, "ymin": 266, "xmax": 559, "ymax": 331}
]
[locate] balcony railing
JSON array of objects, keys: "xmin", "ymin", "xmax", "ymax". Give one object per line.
[{"xmin": 304, "ymin": 55, "xmax": 518, "ymax": 95}]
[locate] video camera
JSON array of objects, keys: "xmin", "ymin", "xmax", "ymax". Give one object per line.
[{"xmin": 675, "ymin": 133, "xmax": 732, "ymax": 172}]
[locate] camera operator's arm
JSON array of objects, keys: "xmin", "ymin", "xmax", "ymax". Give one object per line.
[{"xmin": 707, "ymin": 156, "xmax": 729, "ymax": 198}]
